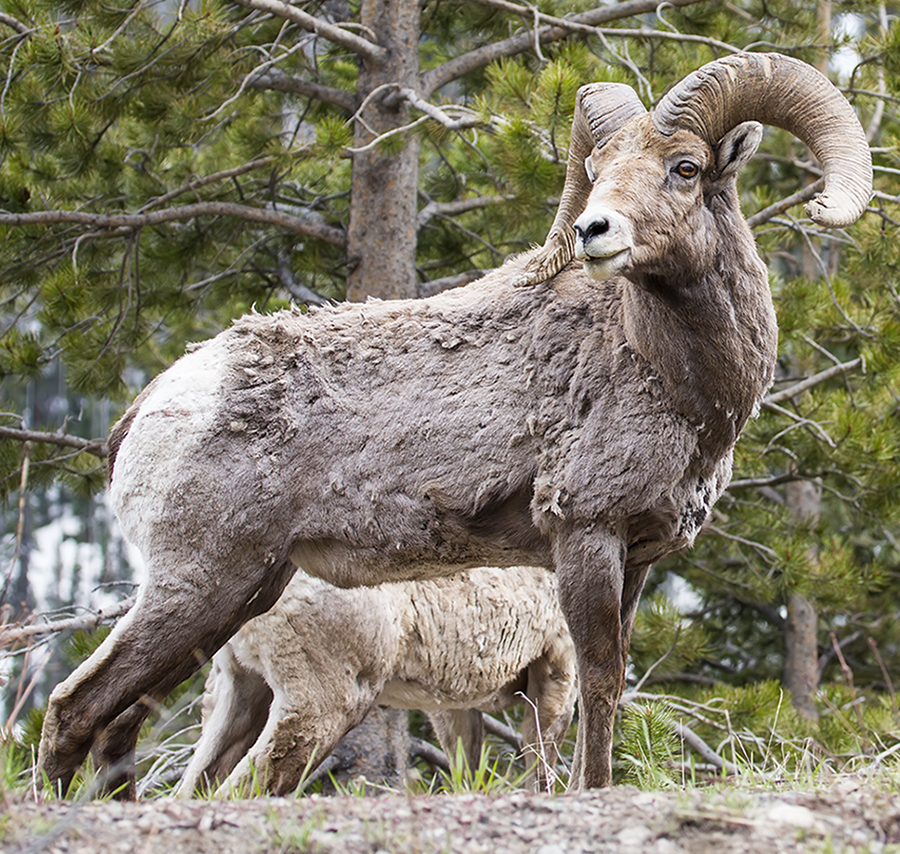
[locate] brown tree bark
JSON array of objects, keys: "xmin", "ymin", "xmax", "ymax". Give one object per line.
[
  {"xmin": 345, "ymin": 0, "xmax": 421, "ymax": 302},
  {"xmin": 782, "ymin": 465, "xmax": 823, "ymax": 722}
]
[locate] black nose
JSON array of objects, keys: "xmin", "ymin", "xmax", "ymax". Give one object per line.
[{"xmin": 574, "ymin": 219, "xmax": 610, "ymax": 241}]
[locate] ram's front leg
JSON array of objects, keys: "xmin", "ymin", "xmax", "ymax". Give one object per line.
[{"xmin": 552, "ymin": 523, "xmax": 629, "ymax": 789}]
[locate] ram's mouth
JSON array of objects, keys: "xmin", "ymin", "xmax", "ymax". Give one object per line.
[{"xmin": 579, "ymin": 248, "xmax": 630, "ymax": 280}]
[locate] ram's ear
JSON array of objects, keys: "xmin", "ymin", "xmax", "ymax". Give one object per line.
[{"xmin": 714, "ymin": 121, "xmax": 763, "ymax": 182}]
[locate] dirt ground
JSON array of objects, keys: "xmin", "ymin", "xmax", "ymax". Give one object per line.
[{"xmin": 5, "ymin": 777, "xmax": 900, "ymax": 854}]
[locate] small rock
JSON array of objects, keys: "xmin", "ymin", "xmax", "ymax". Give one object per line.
[
  {"xmin": 764, "ymin": 802, "xmax": 817, "ymax": 829},
  {"xmin": 617, "ymin": 824, "xmax": 654, "ymax": 847}
]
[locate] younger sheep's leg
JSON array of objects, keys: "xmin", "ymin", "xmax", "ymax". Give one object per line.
[
  {"xmin": 38, "ymin": 556, "xmax": 296, "ymax": 797},
  {"xmin": 428, "ymin": 709, "xmax": 485, "ymax": 772},
  {"xmin": 552, "ymin": 524, "xmax": 627, "ymax": 790},
  {"xmin": 219, "ymin": 698, "xmax": 361, "ymax": 797},
  {"xmin": 177, "ymin": 647, "xmax": 272, "ymax": 797},
  {"xmin": 520, "ymin": 641, "xmax": 577, "ymax": 791}
]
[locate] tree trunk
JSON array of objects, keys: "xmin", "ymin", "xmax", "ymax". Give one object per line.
[
  {"xmin": 345, "ymin": 0, "xmax": 421, "ymax": 302},
  {"xmin": 340, "ymin": 0, "xmax": 423, "ymax": 774},
  {"xmin": 323, "ymin": 707, "xmax": 412, "ymax": 790},
  {"xmin": 783, "ymin": 479, "xmax": 822, "ymax": 721},
  {"xmin": 783, "ymin": 0, "xmax": 830, "ymax": 721}
]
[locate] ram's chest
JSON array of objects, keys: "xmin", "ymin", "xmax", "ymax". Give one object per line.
[
  {"xmin": 675, "ymin": 475, "xmax": 717, "ymax": 541},
  {"xmin": 625, "ymin": 463, "xmax": 728, "ymax": 568}
]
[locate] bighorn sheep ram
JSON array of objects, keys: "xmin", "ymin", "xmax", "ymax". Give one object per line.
[
  {"xmin": 38, "ymin": 52, "xmax": 871, "ymax": 795},
  {"xmin": 176, "ymin": 565, "xmax": 576, "ymax": 796}
]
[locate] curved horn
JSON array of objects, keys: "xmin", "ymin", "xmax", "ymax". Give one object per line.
[
  {"xmin": 652, "ymin": 52, "xmax": 872, "ymax": 228},
  {"xmin": 515, "ymin": 83, "xmax": 647, "ymax": 287}
]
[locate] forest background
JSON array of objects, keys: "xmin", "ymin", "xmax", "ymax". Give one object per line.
[{"xmin": 0, "ymin": 0, "xmax": 899, "ymax": 791}]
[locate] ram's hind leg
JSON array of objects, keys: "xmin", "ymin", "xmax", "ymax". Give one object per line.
[
  {"xmin": 38, "ymin": 555, "xmax": 296, "ymax": 797},
  {"xmin": 90, "ymin": 700, "xmax": 155, "ymax": 799}
]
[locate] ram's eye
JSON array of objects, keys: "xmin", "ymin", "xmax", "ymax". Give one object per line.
[{"xmin": 675, "ymin": 160, "xmax": 699, "ymax": 179}]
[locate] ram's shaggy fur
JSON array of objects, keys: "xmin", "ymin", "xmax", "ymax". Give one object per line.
[
  {"xmin": 37, "ymin": 53, "xmax": 870, "ymax": 795},
  {"xmin": 177, "ymin": 565, "xmax": 576, "ymax": 796}
]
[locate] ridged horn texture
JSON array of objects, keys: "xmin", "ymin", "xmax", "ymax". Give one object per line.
[
  {"xmin": 652, "ymin": 52, "xmax": 872, "ymax": 228},
  {"xmin": 515, "ymin": 83, "xmax": 647, "ymax": 286},
  {"xmin": 553, "ymin": 83, "xmax": 648, "ymax": 236}
]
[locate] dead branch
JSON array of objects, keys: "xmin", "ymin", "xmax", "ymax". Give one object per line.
[
  {"xmin": 417, "ymin": 195, "xmax": 508, "ymax": 230},
  {"xmin": 246, "ymin": 70, "xmax": 358, "ymax": 113},
  {"xmin": 410, "ymin": 738, "xmax": 451, "ymax": 772},
  {"xmin": 764, "ymin": 357, "xmax": 863, "ymax": 405},
  {"xmin": 421, "ymin": 0, "xmax": 710, "ymax": 97},
  {"xmin": 0, "ymin": 202, "xmax": 347, "ymax": 247},
  {"xmin": 0, "ymin": 425, "xmax": 107, "ymax": 458},
  {"xmin": 483, "ymin": 713, "xmax": 523, "ymax": 751},
  {"xmin": 0, "ymin": 597, "xmax": 134, "ymax": 649},
  {"xmin": 139, "ymin": 158, "xmax": 277, "ymax": 212},
  {"xmin": 469, "ymin": 0, "xmax": 740, "ymax": 53},
  {"xmin": 232, "ymin": 0, "xmax": 388, "ymax": 65},
  {"xmin": 746, "ymin": 178, "xmax": 826, "ymax": 229},
  {"xmin": 0, "ymin": 12, "xmax": 29, "ymax": 35}
]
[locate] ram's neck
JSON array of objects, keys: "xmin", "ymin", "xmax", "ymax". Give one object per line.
[{"xmin": 622, "ymin": 249, "xmax": 778, "ymax": 461}]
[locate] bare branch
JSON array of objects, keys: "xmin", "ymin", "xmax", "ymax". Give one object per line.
[
  {"xmin": 139, "ymin": 157, "xmax": 277, "ymax": 212},
  {"xmin": 0, "ymin": 598, "xmax": 134, "ymax": 648},
  {"xmin": 746, "ymin": 178, "xmax": 825, "ymax": 229},
  {"xmin": 764, "ymin": 357, "xmax": 863, "ymax": 405},
  {"xmin": 397, "ymin": 87, "xmax": 485, "ymax": 130},
  {"xmin": 232, "ymin": 0, "xmax": 388, "ymax": 65},
  {"xmin": 409, "ymin": 738, "xmax": 450, "ymax": 771},
  {"xmin": 417, "ymin": 195, "xmax": 508, "ymax": 229},
  {"xmin": 482, "ymin": 713, "xmax": 523, "ymax": 750},
  {"xmin": 0, "ymin": 13, "xmax": 29, "ymax": 36},
  {"xmin": 421, "ymin": 0, "xmax": 710, "ymax": 97},
  {"xmin": 0, "ymin": 202, "xmax": 347, "ymax": 247},
  {"xmin": 672, "ymin": 720, "xmax": 741, "ymax": 775},
  {"xmin": 246, "ymin": 69, "xmax": 358, "ymax": 113},
  {"xmin": 276, "ymin": 252, "xmax": 329, "ymax": 306},
  {"xmin": 469, "ymin": 0, "xmax": 740, "ymax": 53},
  {"xmin": 0, "ymin": 425, "xmax": 107, "ymax": 458},
  {"xmin": 760, "ymin": 400, "xmax": 836, "ymax": 448}
]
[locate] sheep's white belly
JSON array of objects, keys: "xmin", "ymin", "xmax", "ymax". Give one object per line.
[{"xmin": 377, "ymin": 679, "xmax": 483, "ymax": 711}]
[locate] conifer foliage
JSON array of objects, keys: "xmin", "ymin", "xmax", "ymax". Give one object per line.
[{"xmin": 0, "ymin": 0, "xmax": 899, "ymax": 766}]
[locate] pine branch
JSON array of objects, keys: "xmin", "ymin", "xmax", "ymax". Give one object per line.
[
  {"xmin": 246, "ymin": 69, "xmax": 358, "ymax": 113},
  {"xmin": 231, "ymin": 0, "xmax": 388, "ymax": 65},
  {"xmin": 0, "ymin": 202, "xmax": 347, "ymax": 247},
  {"xmin": 421, "ymin": 0, "xmax": 710, "ymax": 97},
  {"xmin": 621, "ymin": 691, "xmax": 742, "ymax": 775},
  {"xmin": 0, "ymin": 425, "xmax": 107, "ymax": 458}
]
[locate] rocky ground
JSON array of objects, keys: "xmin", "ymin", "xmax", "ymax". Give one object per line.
[{"xmin": 5, "ymin": 777, "xmax": 900, "ymax": 853}]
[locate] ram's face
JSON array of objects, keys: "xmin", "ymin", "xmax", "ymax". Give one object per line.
[{"xmin": 574, "ymin": 115, "xmax": 717, "ymax": 285}]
